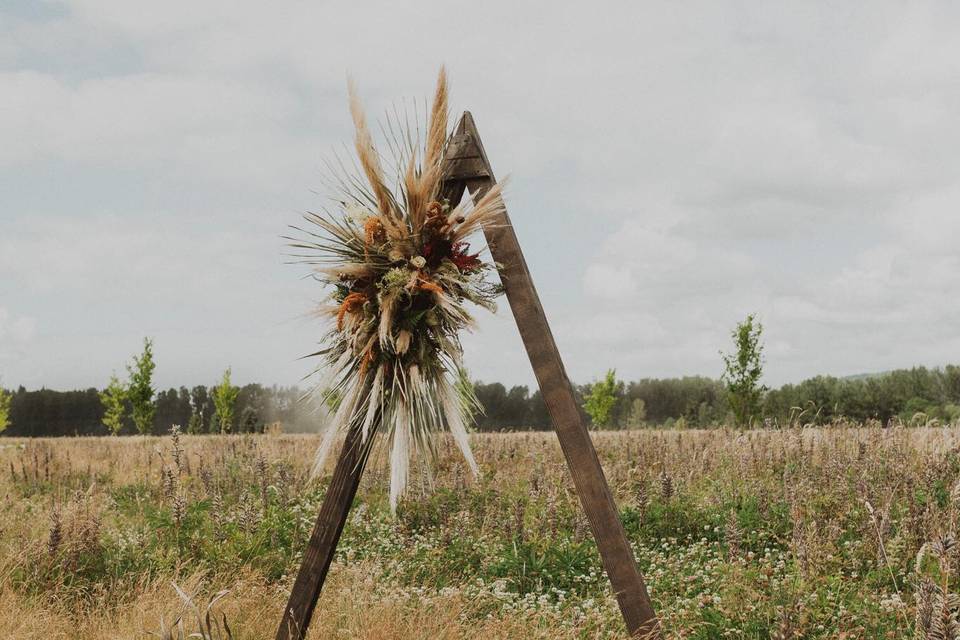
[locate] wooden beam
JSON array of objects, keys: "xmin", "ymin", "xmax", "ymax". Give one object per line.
[
  {"xmin": 275, "ymin": 423, "xmax": 371, "ymax": 640},
  {"xmin": 440, "ymin": 112, "xmax": 662, "ymax": 639}
]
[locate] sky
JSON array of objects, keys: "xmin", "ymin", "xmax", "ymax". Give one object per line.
[{"xmin": 2, "ymin": 1, "xmax": 960, "ymax": 392}]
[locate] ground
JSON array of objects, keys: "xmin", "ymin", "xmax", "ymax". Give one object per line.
[{"xmin": 1, "ymin": 426, "xmax": 953, "ymax": 639}]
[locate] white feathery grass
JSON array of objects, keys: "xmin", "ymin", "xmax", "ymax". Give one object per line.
[
  {"xmin": 441, "ymin": 377, "xmax": 478, "ymax": 476},
  {"xmin": 450, "ymin": 180, "xmax": 508, "ymax": 243},
  {"xmin": 315, "ymin": 263, "xmax": 374, "ymax": 279},
  {"xmin": 311, "ymin": 378, "xmax": 362, "ymax": 477},
  {"xmin": 360, "ymin": 366, "xmax": 383, "ymax": 443},
  {"xmin": 348, "ymin": 79, "xmax": 394, "ymax": 219},
  {"xmin": 389, "ymin": 404, "xmax": 410, "ymax": 511},
  {"xmin": 395, "ymin": 330, "xmax": 412, "ymax": 355},
  {"xmin": 378, "ymin": 291, "xmax": 397, "ymax": 349}
]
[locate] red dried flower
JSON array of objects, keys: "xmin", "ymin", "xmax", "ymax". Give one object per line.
[{"xmin": 449, "ymin": 242, "xmax": 481, "ymax": 272}]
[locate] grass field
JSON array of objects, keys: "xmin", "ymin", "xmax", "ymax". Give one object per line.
[{"xmin": 2, "ymin": 425, "xmax": 958, "ymax": 639}]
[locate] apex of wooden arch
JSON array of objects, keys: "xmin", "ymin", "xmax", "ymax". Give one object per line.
[{"xmin": 443, "ymin": 112, "xmax": 492, "ymax": 182}]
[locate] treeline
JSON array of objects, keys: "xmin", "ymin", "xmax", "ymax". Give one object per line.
[
  {"xmin": 477, "ymin": 365, "xmax": 960, "ymax": 429},
  {"xmin": 1, "ymin": 384, "xmax": 315, "ymax": 438},
  {"xmin": 764, "ymin": 366, "xmax": 960, "ymax": 425},
  {"xmin": 471, "ymin": 376, "xmax": 726, "ymax": 429},
  {"xmin": 5, "ymin": 365, "xmax": 960, "ymax": 437}
]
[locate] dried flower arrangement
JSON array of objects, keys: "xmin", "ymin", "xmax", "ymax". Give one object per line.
[{"xmin": 289, "ymin": 69, "xmax": 505, "ymax": 509}]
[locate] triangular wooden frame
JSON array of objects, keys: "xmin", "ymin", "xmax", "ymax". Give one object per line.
[{"xmin": 276, "ymin": 113, "xmax": 662, "ymax": 640}]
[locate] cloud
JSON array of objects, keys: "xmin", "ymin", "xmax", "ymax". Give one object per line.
[
  {"xmin": 3, "ymin": 1, "xmax": 960, "ymax": 390},
  {"xmin": 0, "ymin": 308, "xmax": 36, "ymax": 344},
  {"xmin": 0, "ymin": 308, "xmax": 37, "ymax": 381}
]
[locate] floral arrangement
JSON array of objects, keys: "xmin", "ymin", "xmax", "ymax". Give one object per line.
[{"xmin": 290, "ymin": 69, "xmax": 505, "ymax": 509}]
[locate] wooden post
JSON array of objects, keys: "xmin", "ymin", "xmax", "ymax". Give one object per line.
[
  {"xmin": 275, "ymin": 423, "xmax": 371, "ymax": 640},
  {"xmin": 276, "ymin": 112, "xmax": 661, "ymax": 640},
  {"xmin": 439, "ymin": 112, "xmax": 662, "ymax": 639}
]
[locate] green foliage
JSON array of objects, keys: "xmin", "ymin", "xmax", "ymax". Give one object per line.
[
  {"xmin": 620, "ymin": 376, "xmax": 724, "ymax": 427},
  {"xmin": 127, "ymin": 337, "xmax": 157, "ymax": 434},
  {"xmin": 98, "ymin": 374, "xmax": 127, "ymax": 435},
  {"xmin": 721, "ymin": 314, "xmax": 767, "ymax": 427},
  {"xmin": 582, "ymin": 369, "xmax": 621, "ymax": 428},
  {"xmin": 239, "ymin": 405, "xmax": 263, "ymax": 433},
  {"xmin": 0, "ymin": 386, "xmax": 10, "ymax": 433},
  {"xmin": 187, "ymin": 410, "xmax": 202, "ymax": 434},
  {"xmin": 624, "ymin": 397, "xmax": 646, "ymax": 427},
  {"xmin": 763, "ymin": 365, "xmax": 960, "ymax": 425},
  {"xmin": 212, "ymin": 368, "xmax": 239, "ymax": 434}
]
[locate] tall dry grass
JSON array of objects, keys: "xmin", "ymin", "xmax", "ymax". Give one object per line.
[{"xmin": 4, "ymin": 425, "xmax": 960, "ymax": 638}]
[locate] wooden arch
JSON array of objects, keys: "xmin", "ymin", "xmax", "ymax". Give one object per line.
[{"xmin": 276, "ymin": 113, "xmax": 662, "ymax": 640}]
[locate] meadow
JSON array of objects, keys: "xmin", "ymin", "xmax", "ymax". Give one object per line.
[{"xmin": 2, "ymin": 425, "xmax": 958, "ymax": 639}]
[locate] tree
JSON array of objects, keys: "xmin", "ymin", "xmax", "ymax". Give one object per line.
[
  {"xmin": 0, "ymin": 386, "xmax": 10, "ymax": 434},
  {"xmin": 528, "ymin": 390, "xmax": 552, "ymax": 429},
  {"xmin": 473, "ymin": 382, "xmax": 507, "ymax": 430},
  {"xmin": 99, "ymin": 374, "xmax": 127, "ymax": 435},
  {"xmin": 721, "ymin": 314, "xmax": 767, "ymax": 428},
  {"xmin": 127, "ymin": 337, "xmax": 157, "ymax": 434},
  {"xmin": 624, "ymin": 398, "xmax": 646, "ymax": 428},
  {"xmin": 583, "ymin": 369, "xmax": 621, "ymax": 428},
  {"xmin": 212, "ymin": 367, "xmax": 240, "ymax": 434},
  {"xmin": 240, "ymin": 405, "xmax": 264, "ymax": 433},
  {"xmin": 189, "ymin": 385, "xmax": 211, "ymax": 433}
]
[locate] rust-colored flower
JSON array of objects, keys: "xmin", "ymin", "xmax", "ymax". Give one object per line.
[
  {"xmin": 364, "ymin": 217, "xmax": 386, "ymax": 246},
  {"xmin": 425, "ymin": 201, "xmax": 444, "ymax": 218},
  {"xmin": 337, "ymin": 292, "xmax": 368, "ymax": 331},
  {"xmin": 423, "ymin": 201, "xmax": 447, "ymax": 234},
  {"xmin": 417, "ymin": 276, "xmax": 444, "ymax": 295},
  {"xmin": 359, "ymin": 343, "xmax": 377, "ymax": 377}
]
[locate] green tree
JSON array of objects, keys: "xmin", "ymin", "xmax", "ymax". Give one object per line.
[
  {"xmin": 0, "ymin": 386, "xmax": 11, "ymax": 434},
  {"xmin": 624, "ymin": 397, "xmax": 647, "ymax": 428},
  {"xmin": 212, "ymin": 367, "xmax": 240, "ymax": 434},
  {"xmin": 127, "ymin": 337, "xmax": 157, "ymax": 434},
  {"xmin": 187, "ymin": 409, "xmax": 202, "ymax": 434},
  {"xmin": 583, "ymin": 369, "xmax": 621, "ymax": 428},
  {"xmin": 99, "ymin": 373, "xmax": 127, "ymax": 435},
  {"xmin": 721, "ymin": 314, "xmax": 767, "ymax": 428}
]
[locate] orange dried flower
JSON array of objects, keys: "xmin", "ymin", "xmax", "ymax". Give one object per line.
[
  {"xmin": 426, "ymin": 201, "xmax": 443, "ymax": 218},
  {"xmin": 364, "ymin": 217, "xmax": 386, "ymax": 245},
  {"xmin": 337, "ymin": 292, "xmax": 367, "ymax": 331},
  {"xmin": 359, "ymin": 343, "xmax": 377, "ymax": 377},
  {"xmin": 423, "ymin": 201, "xmax": 447, "ymax": 233},
  {"xmin": 417, "ymin": 277, "xmax": 444, "ymax": 295}
]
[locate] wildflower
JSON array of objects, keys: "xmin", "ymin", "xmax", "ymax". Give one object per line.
[{"xmin": 410, "ymin": 255, "xmax": 427, "ymax": 269}]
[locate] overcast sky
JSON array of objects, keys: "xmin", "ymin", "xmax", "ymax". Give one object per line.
[{"xmin": 3, "ymin": 1, "xmax": 960, "ymax": 392}]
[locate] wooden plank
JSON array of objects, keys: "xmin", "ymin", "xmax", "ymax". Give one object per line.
[
  {"xmin": 275, "ymin": 423, "xmax": 371, "ymax": 640},
  {"xmin": 440, "ymin": 112, "xmax": 662, "ymax": 639}
]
